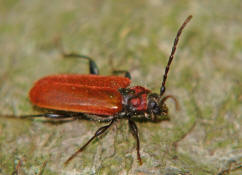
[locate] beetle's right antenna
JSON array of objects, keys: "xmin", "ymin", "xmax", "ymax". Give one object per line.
[{"xmin": 160, "ymin": 15, "xmax": 192, "ymax": 96}]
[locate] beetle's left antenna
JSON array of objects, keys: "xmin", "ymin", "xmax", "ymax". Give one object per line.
[{"xmin": 160, "ymin": 15, "xmax": 192, "ymax": 96}]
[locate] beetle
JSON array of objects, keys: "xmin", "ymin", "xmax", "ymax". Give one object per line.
[{"xmin": 26, "ymin": 15, "xmax": 192, "ymax": 165}]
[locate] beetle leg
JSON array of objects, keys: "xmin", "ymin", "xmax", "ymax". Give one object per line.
[
  {"xmin": 108, "ymin": 56, "xmax": 131, "ymax": 79},
  {"xmin": 112, "ymin": 70, "xmax": 131, "ymax": 79},
  {"xmin": 21, "ymin": 113, "xmax": 75, "ymax": 119},
  {"xmin": 55, "ymin": 39, "xmax": 99, "ymax": 74},
  {"xmin": 62, "ymin": 53, "xmax": 99, "ymax": 75},
  {"xmin": 64, "ymin": 119, "xmax": 116, "ymax": 166},
  {"xmin": 128, "ymin": 120, "xmax": 142, "ymax": 165},
  {"xmin": 18, "ymin": 113, "xmax": 77, "ymax": 124}
]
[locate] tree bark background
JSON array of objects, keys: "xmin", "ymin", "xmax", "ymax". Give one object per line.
[{"xmin": 0, "ymin": 0, "xmax": 241, "ymax": 174}]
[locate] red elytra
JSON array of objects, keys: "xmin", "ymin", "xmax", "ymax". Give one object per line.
[
  {"xmin": 29, "ymin": 74, "xmax": 130, "ymax": 115},
  {"xmin": 27, "ymin": 15, "xmax": 192, "ymax": 166}
]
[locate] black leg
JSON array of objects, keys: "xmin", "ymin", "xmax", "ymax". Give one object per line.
[
  {"xmin": 55, "ymin": 38, "xmax": 99, "ymax": 74},
  {"xmin": 62, "ymin": 53, "xmax": 99, "ymax": 75},
  {"xmin": 108, "ymin": 56, "xmax": 131, "ymax": 79},
  {"xmin": 20, "ymin": 113, "xmax": 75, "ymax": 119},
  {"xmin": 17, "ymin": 113, "xmax": 78, "ymax": 124},
  {"xmin": 112, "ymin": 70, "xmax": 131, "ymax": 79},
  {"xmin": 64, "ymin": 119, "xmax": 116, "ymax": 166},
  {"xmin": 128, "ymin": 120, "xmax": 142, "ymax": 165}
]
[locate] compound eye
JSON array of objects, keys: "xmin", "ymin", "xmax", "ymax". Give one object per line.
[
  {"xmin": 148, "ymin": 100, "xmax": 156, "ymax": 109},
  {"xmin": 148, "ymin": 100, "xmax": 160, "ymax": 114}
]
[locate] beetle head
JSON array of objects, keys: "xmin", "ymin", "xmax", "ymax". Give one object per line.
[{"xmin": 146, "ymin": 93, "xmax": 168, "ymax": 121}]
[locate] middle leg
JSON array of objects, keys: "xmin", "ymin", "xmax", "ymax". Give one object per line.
[{"xmin": 112, "ymin": 70, "xmax": 131, "ymax": 79}]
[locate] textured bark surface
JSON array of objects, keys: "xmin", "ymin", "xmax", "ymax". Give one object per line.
[{"xmin": 0, "ymin": 0, "xmax": 241, "ymax": 174}]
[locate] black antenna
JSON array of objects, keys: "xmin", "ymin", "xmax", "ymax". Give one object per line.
[{"xmin": 160, "ymin": 15, "xmax": 192, "ymax": 96}]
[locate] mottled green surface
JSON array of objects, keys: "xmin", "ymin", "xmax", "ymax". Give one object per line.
[{"xmin": 0, "ymin": 0, "xmax": 241, "ymax": 174}]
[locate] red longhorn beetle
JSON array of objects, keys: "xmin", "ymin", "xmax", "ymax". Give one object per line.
[{"xmin": 26, "ymin": 15, "xmax": 192, "ymax": 165}]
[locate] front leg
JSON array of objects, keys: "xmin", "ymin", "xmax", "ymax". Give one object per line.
[{"xmin": 128, "ymin": 120, "xmax": 142, "ymax": 165}]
